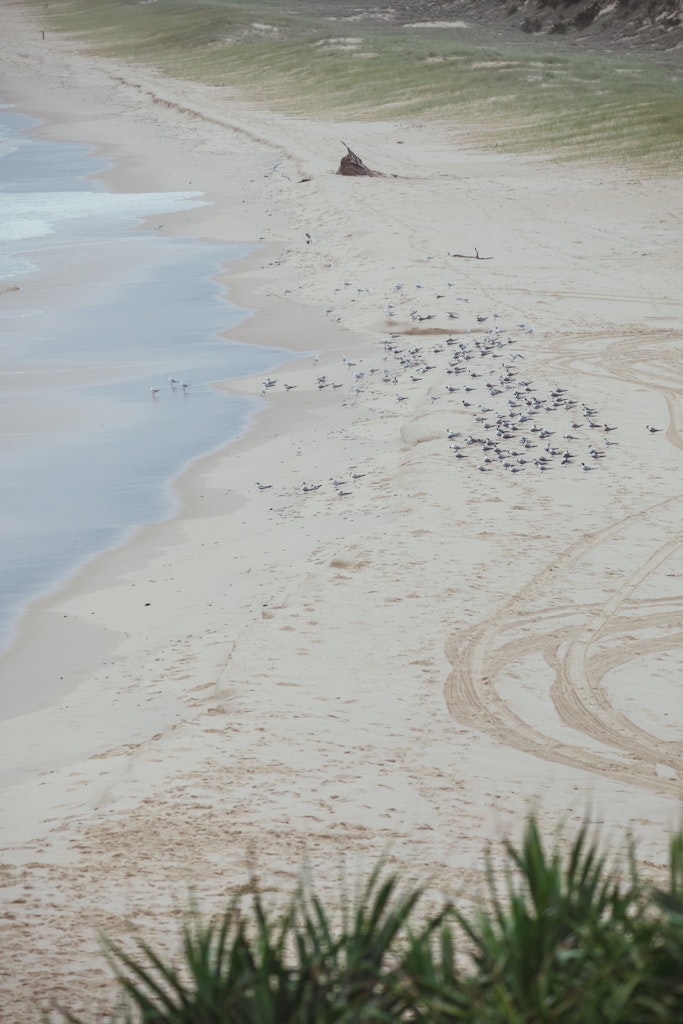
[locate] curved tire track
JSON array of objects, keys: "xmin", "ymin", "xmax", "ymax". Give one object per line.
[{"xmin": 445, "ymin": 492, "xmax": 683, "ymax": 800}]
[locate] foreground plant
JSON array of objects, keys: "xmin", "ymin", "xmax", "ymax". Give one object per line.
[
  {"xmin": 62, "ymin": 862, "xmax": 450, "ymax": 1024},
  {"xmin": 60, "ymin": 816, "xmax": 683, "ymax": 1023},
  {"xmin": 444, "ymin": 817, "xmax": 683, "ymax": 1022}
]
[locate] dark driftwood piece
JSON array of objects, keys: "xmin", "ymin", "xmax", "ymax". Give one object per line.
[
  {"xmin": 448, "ymin": 248, "xmax": 494, "ymax": 260},
  {"xmin": 337, "ymin": 142, "xmax": 382, "ymax": 177}
]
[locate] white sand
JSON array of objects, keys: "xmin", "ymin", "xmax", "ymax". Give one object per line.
[{"xmin": 1, "ymin": 2, "xmax": 683, "ymax": 1018}]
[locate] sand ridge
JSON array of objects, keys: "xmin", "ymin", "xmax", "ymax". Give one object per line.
[{"xmin": 1, "ymin": 1, "xmax": 683, "ymax": 1019}]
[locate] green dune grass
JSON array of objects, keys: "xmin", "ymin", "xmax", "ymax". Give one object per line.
[{"xmin": 28, "ymin": 0, "xmax": 683, "ymax": 167}]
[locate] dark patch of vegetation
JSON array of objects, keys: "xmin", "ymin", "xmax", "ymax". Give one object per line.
[
  {"xmin": 573, "ymin": 2, "xmax": 601, "ymax": 30},
  {"xmin": 550, "ymin": 18, "xmax": 569, "ymax": 34},
  {"xmin": 504, "ymin": 0, "xmax": 683, "ymax": 47}
]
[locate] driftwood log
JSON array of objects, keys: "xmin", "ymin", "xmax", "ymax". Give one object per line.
[{"xmin": 337, "ymin": 142, "xmax": 382, "ymax": 177}]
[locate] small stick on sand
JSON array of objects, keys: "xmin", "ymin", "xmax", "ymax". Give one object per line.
[{"xmin": 448, "ymin": 248, "xmax": 494, "ymax": 260}]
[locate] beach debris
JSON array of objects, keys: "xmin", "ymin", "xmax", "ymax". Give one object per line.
[
  {"xmin": 337, "ymin": 143, "xmax": 382, "ymax": 177},
  {"xmin": 448, "ymin": 248, "xmax": 494, "ymax": 260}
]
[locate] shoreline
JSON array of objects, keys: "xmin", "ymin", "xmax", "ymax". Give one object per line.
[
  {"xmin": 0, "ymin": 263, "xmax": 361, "ymax": 722},
  {"xmin": 0, "ymin": 22, "xmax": 348, "ymax": 708},
  {"xmin": 2, "ymin": 2, "xmax": 683, "ymax": 1019}
]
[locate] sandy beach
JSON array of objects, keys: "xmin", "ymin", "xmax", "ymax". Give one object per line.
[{"xmin": 1, "ymin": 1, "xmax": 683, "ymax": 1018}]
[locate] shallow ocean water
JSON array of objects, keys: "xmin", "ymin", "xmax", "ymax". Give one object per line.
[{"xmin": 0, "ymin": 106, "xmax": 292, "ymax": 653}]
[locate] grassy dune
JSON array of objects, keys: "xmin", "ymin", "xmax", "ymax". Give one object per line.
[{"xmin": 30, "ymin": 2, "xmax": 683, "ymax": 165}]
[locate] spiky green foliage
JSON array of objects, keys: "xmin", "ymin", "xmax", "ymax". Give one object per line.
[
  {"xmin": 62, "ymin": 862, "xmax": 450, "ymax": 1024},
  {"xmin": 59, "ymin": 817, "xmax": 683, "ymax": 1023},
  {"xmin": 448, "ymin": 818, "xmax": 683, "ymax": 1022}
]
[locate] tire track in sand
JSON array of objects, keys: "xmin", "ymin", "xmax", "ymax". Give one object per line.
[
  {"xmin": 445, "ymin": 499, "xmax": 683, "ymax": 798},
  {"xmin": 444, "ymin": 395, "xmax": 683, "ymax": 802},
  {"xmin": 445, "ymin": 324, "xmax": 683, "ymax": 798}
]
